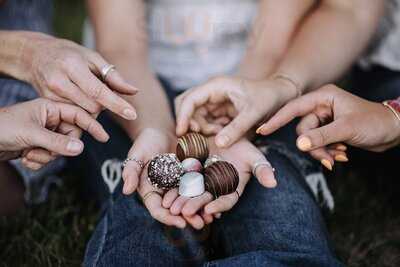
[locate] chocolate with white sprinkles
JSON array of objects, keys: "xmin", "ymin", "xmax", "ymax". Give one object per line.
[{"xmin": 147, "ymin": 153, "xmax": 184, "ymax": 190}]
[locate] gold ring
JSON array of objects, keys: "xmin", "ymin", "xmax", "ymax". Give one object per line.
[{"xmin": 141, "ymin": 191, "xmax": 162, "ymax": 203}]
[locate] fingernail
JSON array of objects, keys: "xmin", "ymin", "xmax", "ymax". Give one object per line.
[
  {"xmin": 216, "ymin": 135, "xmax": 230, "ymax": 147},
  {"xmin": 256, "ymin": 125, "xmax": 265, "ymax": 134},
  {"xmin": 336, "ymin": 144, "xmax": 347, "ymax": 151},
  {"xmin": 335, "ymin": 154, "xmax": 349, "ymax": 162},
  {"xmin": 123, "ymin": 179, "xmax": 131, "ymax": 195},
  {"xmin": 123, "ymin": 109, "xmax": 137, "ymax": 120},
  {"xmin": 321, "ymin": 159, "xmax": 333, "ymax": 171},
  {"xmin": 297, "ymin": 136, "xmax": 312, "ymax": 151},
  {"xmin": 266, "ymin": 177, "xmax": 278, "ymax": 188},
  {"xmin": 215, "ymin": 213, "xmax": 222, "ymax": 219},
  {"xmin": 67, "ymin": 140, "xmax": 83, "ymax": 153}
]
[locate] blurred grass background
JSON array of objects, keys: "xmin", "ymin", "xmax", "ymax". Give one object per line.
[{"xmin": 0, "ymin": 0, "xmax": 399, "ymax": 266}]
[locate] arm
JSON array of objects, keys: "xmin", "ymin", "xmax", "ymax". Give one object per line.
[
  {"xmin": 273, "ymin": 0, "xmax": 385, "ymax": 93},
  {"xmin": 238, "ymin": 0, "xmax": 316, "ymax": 79},
  {"xmin": 86, "ymin": 0, "xmax": 174, "ymax": 138}
]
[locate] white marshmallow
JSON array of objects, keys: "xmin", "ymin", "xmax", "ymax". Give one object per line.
[
  {"xmin": 178, "ymin": 172, "xmax": 205, "ymax": 197},
  {"xmin": 181, "ymin": 158, "xmax": 203, "ymax": 173}
]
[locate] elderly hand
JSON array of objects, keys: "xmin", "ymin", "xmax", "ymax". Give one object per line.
[
  {"xmin": 175, "ymin": 76, "xmax": 298, "ymax": 148},
  {"xmin": 161, "ymin": 137, "xmax": 276, "ymax": 229},
  {"xmin": 257, "ymin": 85, "xmax": 400, "ymax": 170},
  {"xmin": 0, "ymin": 98, "xmax": 109, "ymax": 168},
  {"xmin": 20, "ymin": 32, "xmax": 138, "ymax": 119}
]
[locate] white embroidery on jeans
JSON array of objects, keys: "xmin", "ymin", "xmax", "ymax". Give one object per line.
[
  {"xmin": 101, "ymin": 159, "xmax": 122, "ymax": 193},
  {"xmin": 305, "ymin": 173, "xmax": 334, "ymax": 210}
]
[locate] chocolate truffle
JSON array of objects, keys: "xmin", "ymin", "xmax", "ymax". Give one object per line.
[
  {"xmin": 204, "ymin": 161, "xmax": 239, "ymax": 198},
  {"xmin": 177, "ymin": 133, "xmax": 209, "ymax": 162},
  {"xmin": 181, "ymin": 158, "xmax": 203, "ymax": 173},
  {"xmin": 148, "ymin": 153, "xmax": 184, "ymax": 190},
  {"xmin": 178, "ymin": 172, "xmax": 205, "ymax": 197}
]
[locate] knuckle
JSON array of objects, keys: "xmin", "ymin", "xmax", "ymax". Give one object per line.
[{"xmin": 89, "ymin": 84, "xmax": 106, "ymax": 101}]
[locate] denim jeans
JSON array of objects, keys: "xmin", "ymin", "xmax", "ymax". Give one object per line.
[{"xmin": 83, "ymin": 79, "xmax": 342, "ymax": 267}]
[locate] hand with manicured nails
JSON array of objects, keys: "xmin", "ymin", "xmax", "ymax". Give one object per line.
[
  {"xmin": 0, "ymin": 98, "xmax": 109, "ymax": 169},
  {"xmin": 21, "ymin": 32, "xmax": 138, "ymax": 120},
  {"xmin": 175, "ymin": 76, "xmax": 298, "ymax": 148},
  {"xmin": 257, "ymin": 85, "xmax": 400, "ymax": 170},
  {"xmin": 161, "ymin": 137, "xmax": 276, "ymax": 230}
]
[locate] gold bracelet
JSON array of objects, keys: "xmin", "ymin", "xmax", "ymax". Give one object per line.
[
  {"xmin": 383, "ymin": 101, "xmax": 400, "ymax": 124},
  {"xmin": 272, "ymin": 73, "xmax": 302, "ymax": 98}
]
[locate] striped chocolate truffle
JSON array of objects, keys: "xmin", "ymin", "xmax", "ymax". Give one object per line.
[
  {"xmin": 148, "ymin": 153, "xmax": 184, "ymax": 190},
  {"xmin": 204, "ymin": 161, "xmax": 239, "ymax": 198},
  {"xmin": 176, "ymin": 133, "xmax": 209, "ymax": 162}
]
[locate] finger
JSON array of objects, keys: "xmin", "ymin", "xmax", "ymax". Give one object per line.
[
  {"xmin": 181, "ymin": 192, "xmax": 214, "ymax": 217},
  {"xmin": 296, "ymin": 119, "xmax": 351, "ymax": 151},
  {"xmin": 50, "ymin": 102, "xmax": 110, "ymax": 142},
  {"xmin": 21, "ymin": 158, "xmax": 44, "ymax": 171},
  {"xmin": 86, "ymin": 50, "xmax": 139, "ymax": 95},
  {"xmin": 327, "ymin": 149, "xmax": 349, "ymax": 162},
  {"xmin": 176, "ymin": 83, "xmax": 230, "ymax": 136},
  {"xmin": 69, "ymin": 67, "xmax": 137, "ymax": 120},
  {"xmin": 28, "ymin": 127, "xmax": 84, "ymax": 156},
  {"xmin": 308, "ymin": 148, "xmax": 335, "ymax": 171},
  {"xmin": 183, "ymin": 214, "xmax": 205, "ymax": 230},
  {"xmin": 215, "ymin": 110, "xmax": 259, "ymax": 148},
  {"xmin": 143, "ymin": 191, "xmax": 186, "ymax": 228},
  {"xmin": 204, "ymin": 193, "xmax": 239, "ymax": 215},
  {"xmin": 56, "ymin": 78, "xmax": 101, "ymax": 114},
  {"xmin": 246, "ymin": 146, "xmax": 276, "ymax": 188},
  {"xmin": 189, "ymin": 119, "xmax": 201, "ymax": 132},
  {"xmin": 194, "ymin": 112, "xmax": 222, "ymax": 136},
  {"xmin": 25, "ymin": 148, "xmax": 56, "ymax": 164},
  {"xmin": 122, "ymin": 159, "xmax": 142, "ymax": 195},
  {"xmin": 296, "ymin": 113, "xmax": 320, "ymax": 136},
  {"xmin": 213, "ymin": 116, "xmax": 231, "ymax": 126},
  {"xmin": 170, "ymin": 195, "xmax": 190, "ymax": 215},
  {"xmin": 162, "ymin": 188, "xmax": 179, "ymax": 209},
  {"xmin": 214, "ymin": 213, "xmax": 222, "ymax": 219},
  {"xmin": 331, "ymin": 143, "xmax": 347, "ymax": 152},
  {"xmin": 200, "ymin": 210, "xmax": 214, "ymax": 225},
  {"xmin": 257, "ymin": 90, "xmax": 333, "ymax": 136}
]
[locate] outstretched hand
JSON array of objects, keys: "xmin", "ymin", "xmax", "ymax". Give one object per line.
[{"xmin": 162, "ymin": 137, "xmax": 276, "ymax": 229}]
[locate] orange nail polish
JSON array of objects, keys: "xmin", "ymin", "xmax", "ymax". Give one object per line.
[
  {"xmin": 256, "ymin": 125, "xmax": 264, "ymax": 134},
  {"xmin": 335, "ymin": 144, "xmax": 347, "ymax": 151},
  {"xmin": 297, "ymin": 136, "xmax": 312, "ymax": 151},
  {"xmin": 335, "ymin": 154, "xmax": 349, "ymax": 162},
  {"xmin": 321, "ymin": 159, "xmax": 333, "ymax": 171}
]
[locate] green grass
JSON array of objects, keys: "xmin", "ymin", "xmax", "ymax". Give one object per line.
[{"xmin": 1, "ymin": 1, "xmax": 399, "ymax": 266}]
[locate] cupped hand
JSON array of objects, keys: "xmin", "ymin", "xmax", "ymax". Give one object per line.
[
  {"xmin": 21, "ymin": 32, "xmax": 138, "ymax": 119},
  {"xmin": 0, "ymin": 98, "xmax": 109, "ymax": 168},
  {"xmin": 162, "ymin": 137, "xmax": 277, "ymax": 229},
  {"xmin": 122, "ymin": 128, "xmax": 186, "ymax": 228},
  {"xmin": 175, "ymin": 76, "xmax": 298, "ymax": 148},
  {"xmin": 257, "ymin": 85, "xmax": 400, "ymax": 169}
]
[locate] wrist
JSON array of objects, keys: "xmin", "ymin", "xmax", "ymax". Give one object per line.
[{"xmin": 383, "ymin": 100, "xmax": 400, "ymax": 147}]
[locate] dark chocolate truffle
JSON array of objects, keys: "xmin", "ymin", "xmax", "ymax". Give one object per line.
[
  {"xmin": 148, "ymin": 153, "xmax": 184, "ymax": 190},
  {"xmin": 204, "ymin": 161, "xmax": 239, "ymax": 198},
  {"xmin": 177, "ymin": 133, "xmax": 209, "ymax": 161}
]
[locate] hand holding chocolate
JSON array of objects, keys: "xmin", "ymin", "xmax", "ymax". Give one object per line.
[{"xmin": 147, "ymin": 133, "xmax": 239, "ymax": 198}]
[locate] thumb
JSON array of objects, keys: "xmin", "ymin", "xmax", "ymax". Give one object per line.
[
  {"xmin": 215, "ymin": 111, "xmax": 258, "ymax": 148},
  {"xmin": 297, "ymin": 119, "xmax": 350, "ymax": 151},
  {"xmin": 29, "ymin": 127, "xmax": 84, "ymax": 156}
]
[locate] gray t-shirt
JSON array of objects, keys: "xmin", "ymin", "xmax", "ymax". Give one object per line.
[
  {"xmin": 361, "ymin": 0, "xmax": 400, "ymax": 71},
  {"xmin": 147, "ymin": 0, "xmax": 258, "ymax": 90}
]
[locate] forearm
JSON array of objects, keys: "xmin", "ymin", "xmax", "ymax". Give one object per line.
[
  {"xmin": 87, "ymin": 0, "xmax": 174, "ymax": 139},
  {"xmin": 273, "ymin": 0, "xmax": 384, "ymax": 93},
  {"xmin": 0, "ymin": 31, "xmax": 51, "ymax": 81},
  {"xmin": 238, "ymin": 0, "xmax": 315, "ymax": 79}
]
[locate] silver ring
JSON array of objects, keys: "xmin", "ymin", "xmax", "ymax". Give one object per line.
[
  {"xmin": 122, "ymin": 157, "xmax": 145, "ymax": 170},
  {"xmin": 100, "ymin": 64, "xmax": 115, "ymax": 81},
  {"xmin": 252, "ymin": 161, "xmax": 275, "ymax": 177}
]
